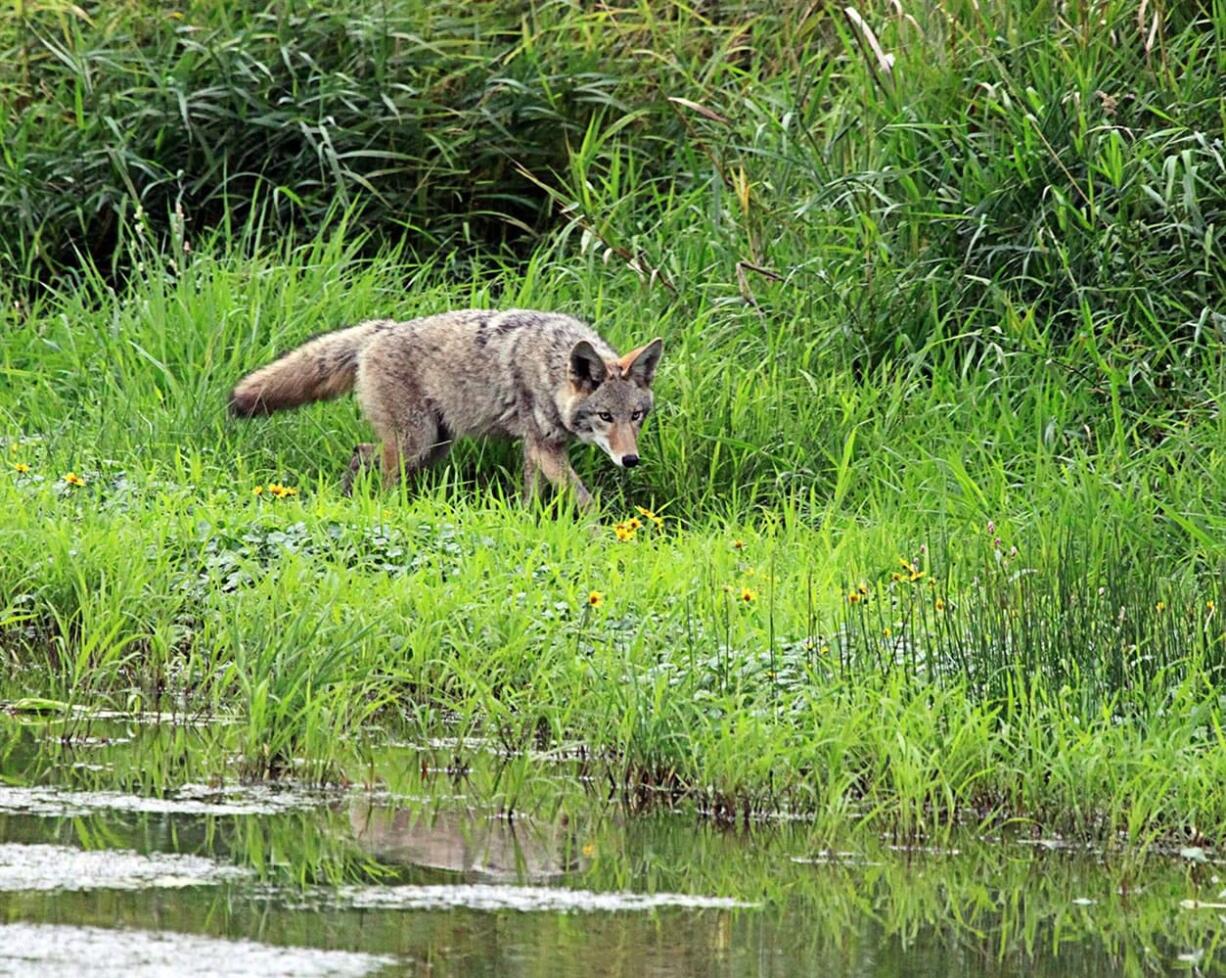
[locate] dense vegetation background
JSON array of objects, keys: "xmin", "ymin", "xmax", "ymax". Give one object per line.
[
  {"xmin": 5, "ymin": 0, "xmax": 1223, "ymax": 339},
  {"xmin": 0, "ymin": 0, "xmax": 1223, "ymax": 833}
]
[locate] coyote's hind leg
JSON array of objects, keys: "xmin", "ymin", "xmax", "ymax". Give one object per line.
[
  {"xmin": 355, "ymin": 359, "xmax": 452, "ymax": 493},
  {"xmin": 341, "ymin": 442, "xmax": 378, "ymax": 496},
  {"xmin": 371, "ymin": 411, "xmax": 453, "ymax": 492}
]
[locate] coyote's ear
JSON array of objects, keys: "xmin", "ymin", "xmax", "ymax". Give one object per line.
[
  {"xmin": 619, "ymin": 338, "xmax": 663, "ymax": 388},
  {"xmin": 569, "ymin": 341, "xmax": 607, "ymax": 392}
]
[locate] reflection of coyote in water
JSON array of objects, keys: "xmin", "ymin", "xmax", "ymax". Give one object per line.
[{"xmin": 348, "ymin": 799, "xmax": 589, "ymax": 881}]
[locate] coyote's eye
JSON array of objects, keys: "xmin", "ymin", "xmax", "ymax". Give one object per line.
[
  {"xmin": 598, "ymin": 412, "xmax": 614, "ymax": 423},
  {"xmin": 630, "ymin": 410, "xmax": 643, "ymax": 422}
]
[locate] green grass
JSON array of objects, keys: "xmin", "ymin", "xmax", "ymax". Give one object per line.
[
  {"xmin": 1, "ymin": 0, "xmax": 1224, "ymax": 843},
  {"xmin": 1, "ymin": 227, "xmax": 1223, "ymax": 842}
]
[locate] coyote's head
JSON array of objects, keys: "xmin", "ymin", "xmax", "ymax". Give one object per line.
[{"xmin": 564, "ymin": 338, "xmax": 664, "ymax": 468}]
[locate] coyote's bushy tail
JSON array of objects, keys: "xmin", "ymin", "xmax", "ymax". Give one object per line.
[{"xmin": 229, "ymin": 320, "xmax": 390, "ymax": 417}]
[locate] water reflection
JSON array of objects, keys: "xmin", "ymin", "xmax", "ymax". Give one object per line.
[
  {"xmin": 348, "ymin": 798, "xmax": 588, "ymax": 881},
  {"xmin": 0, "ymin": 719, "xmax": 1223, "ymax": 976}
]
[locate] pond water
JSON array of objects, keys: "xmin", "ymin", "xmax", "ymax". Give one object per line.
[{"xmin": 0, "ymin": 715, "xmax": 1222, "ymax": 977}]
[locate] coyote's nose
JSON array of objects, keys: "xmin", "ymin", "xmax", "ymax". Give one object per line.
[{"xmin": 622, "ymin": 454, "xmax": 639, "ymax": 468}]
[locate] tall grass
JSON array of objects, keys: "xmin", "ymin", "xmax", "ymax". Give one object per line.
[{"xmin": 0, "ymin": 0, "xmax": 696, "ymax": 283}]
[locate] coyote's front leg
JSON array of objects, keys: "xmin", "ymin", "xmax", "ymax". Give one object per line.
[{"xmin": 523, "ymin": 439, "xmax": 592, "ymax": 509}]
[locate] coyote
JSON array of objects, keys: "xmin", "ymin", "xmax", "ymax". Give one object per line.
[{"xmin": 229, "ymin": 309, "xmax": 663, "ymax": 507}]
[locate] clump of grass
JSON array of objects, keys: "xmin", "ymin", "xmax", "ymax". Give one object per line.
[{"xmin": 826, "ymin": 531, "xmax": 1225, "ymax": 707}]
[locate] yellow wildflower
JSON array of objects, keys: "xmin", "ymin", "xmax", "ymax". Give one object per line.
[
  {"xmin": 890, "ymin": 572, "xmax": 904, "ymax": 583},
  {"xmin": 732, "ymin": 539, "xmax": 745, "ymax": 551},
  {"xmin": 252, "ymin": 485, "xmax": 264, "ymax": 496},
  {"xmin": 614, "ymin": 525, "xmax": 635, "ymax": 542},
  {"xmin": 626, "ymin": 517, "xmax": 642, "ymax": 531},
  {"xmin": 857, "ymin": 581, "xmax": 869, "ymax": 595},
  {"xmin": 588, "ymin": 591, "xmax": 604, "ymax": 608},
  {"xmin": 635, "ymin": 505, "xmax": 663, "ymax": 528},
  {"xmin": 935, "ymin": 598, "xmax": 946, "ymax": 613},
  {"xmin": 1209, "ymin": 600, "xmax": 1217, "ymax": 613},
  {"xmin": 13, "ymin": 462, "xmax": 30, "ymax": 474},
  {"xmin": 1155, "ymin": 601, "xmax": 1165, "ymax": 613},
  {"xmin": 909, "ymin": 570, "xmax": 926, "ymax": 582},
  {"xmin": 63, "ymin": 472, "xmax": 86, "ymax": 487},
  {"xmin": 740, "ymin": 587, "xmax": 757, "ymax": 604},
  {"xmin": 848, "ymin": 591, "xmax": 862, "ymax": 605},
  {"xmin": 883, "ymin": 627, "xmax": 892, "ymax": 637}
]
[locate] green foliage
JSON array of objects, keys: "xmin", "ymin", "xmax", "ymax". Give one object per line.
[
  {"xmin": 4, "ymin": 1, "xmax": 1222, "ymax": 376},
  {"xmin": 1, "ymin": 0, "xmax": 1224, "ymax": 837},
  {"xmin": 0, "ymin": 0, "xmax": 650, "ymax": 282}
]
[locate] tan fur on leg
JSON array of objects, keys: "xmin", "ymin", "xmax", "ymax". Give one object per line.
[
  {"xmin": 381, "ymin": 439, "xmax": 406, "ymax": 491},
  {"xmin": 522, "ymin": 448, "xmax": 543, "ymax": 505},
  {"xmin": 525, "ymin": 439, "xmax": 592, "ymax": 509}
]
